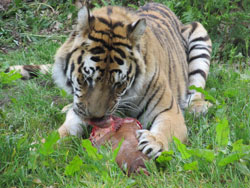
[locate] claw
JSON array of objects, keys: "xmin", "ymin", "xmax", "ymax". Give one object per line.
[{"xmin": 137, "ymin": 130, "xmax": 165, "ymax": 159}]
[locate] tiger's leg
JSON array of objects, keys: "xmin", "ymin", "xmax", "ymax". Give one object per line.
[
  {"xmin": 5, "ymin": 64, "xmax": 52, "ymax": 80},
  {"xmin": 137, "ymin": 97, "xmax": 187, "ymax": 159},
  {"xmin": 58, "ymin": 108, "xmax": 85, "ymax": 137},
  {"xmin": 181, "ymin": 22, "xmax": 212, "ymax": 114}
]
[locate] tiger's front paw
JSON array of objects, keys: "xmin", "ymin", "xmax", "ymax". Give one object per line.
[
  {"xmin": 58, "ymin": 125, "xmax": 69, "ymax": 138},
  {"xmin": 189, "ymin": 100, "xmax": 212, "ymax": 115},
  {"xmin": 136, "ymin": 130, "xmax": 165, "ymax": 159}
]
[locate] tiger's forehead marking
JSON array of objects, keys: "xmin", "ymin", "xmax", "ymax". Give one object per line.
[{"xmin": 70, "ymin": 12, "xmax": 138, "ymax": 87}]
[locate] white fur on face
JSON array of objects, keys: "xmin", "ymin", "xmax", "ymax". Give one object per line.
[{"xmin": 53, "ymin": 57, "xmax": 72, "ymax": 94}]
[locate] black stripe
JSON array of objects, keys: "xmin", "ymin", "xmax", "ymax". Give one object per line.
[
  {"xmin": 111, "ymin": 33, "xmax": 127, "ymax": 39},
  {"xmin": 75, "ymin": 93, "xmax": 81, "ymax": 98},
  {"xmin": 137, "ymin": 86, "xmax": 161, "ymax": 119},
  {"xmin": 130, "ymin": 62, "xmax": 141, "ymax": 89},
  {"xmin": 189, "ymin": 53, "xmax": 210, "ymax": 63},
  {"xmin": 148, "ymin": 85, "xmax": 166, "ymax": 115},
  {"xmin": 75, "ymin": 87, "xmax": 81, "ymax": 92},
  {"xmin": 168, "ymin": 48, "xmax": 172, "ymax": 87},
  {"xmin": 66, "ymin": 79, "xmax": 72, "ymax": 87},
  {"xmin": 112, "ymin": 21, "xmax": 124, "ymax": 29},
  {"xmin": 141, "ymin": 5, "xmax": 180, "ymax": 37},
  {"xmin": 64, "ymin": 54, "xmax": 71, "ymax": 75},
  {"xmin": 70, "ymin": 62, "xmax": 75, "ymax": 81},
  {"xmin": 77, "ymin": 55, "xmax": 82, "ymax": 64},
  {"xmin": 97, "ymin": 17, "xmax": 111, "ymax": 27},
  {"xmin": 93, "ymin": 28, "xmax": 126, "ymax": 40},
  {"xmin": 138, "ymin": 14, "xmax": 176, "ymax": 43},
  {"xmin": 188, "ymin": 22, "xmax": 198, "ymax": 40},
  {"xmin": 87, "ymin": 77, "xmax": 93, "ymax": 87},
  {"xmin": 109, "ymin": 56, "xmax": 114, "ymax": 63},
  {"xmin": 112, "ymin": 42, "xmax": 132, "ymax": 49},
  {"xmin": 64, "ymin": 48, "xmax": 78, "ymax": 75},
  {"xmin": 177, "ymin": 84, "xmax": 181, "ymax": 106},
  {"xmin": 93, "ymin": 29, "xmax": 110, "ymax": 37},
  {"xmin": 78, "ymin": 63, "xmax": 83, "ymax": 73},
  {"xmin": 114, "ymin": 48, "xmax": 126, "ymax": 58},
  {"xmin": 137, "ymin": 64, "xmax": 158, "ymax": 106},
  {"xmin": 90, "ymin": 46, "xmax": 105, "ymax": 54},
  {"xmin": 190, "ymin": 35, "xmax": 210, "ymax": 44},
  {"xmin": 188, "ymin": 69, "xmax": 207, "ymax": 80},
  {"xmin": 91, "ymin": 56, "xmax": 101, "ymax": 62},
  {"xmin": 152, "ymin": 29, "xmax": 164, "ymax": 48},
  {"xmin": 154, "ymin": 3, "xmax": 172, "ymax": 11},
  {"xmin": 81, "ymin": 42, "xmax": 87, "ymax": 46},
  {"xmin": 114, "ymin": 56, "xmax": 124, "ymax": 65},
  {"xmin": 127, "ymin": 63, "xmax": 132, "ymax": 76},
  {"xmin": 189, "ymin": 45, "xmax": 211, "ymax": 54},
  {"xmin": 88, "ymin": 34, "xmax": 110, "ymax": 49},
  {"xmin": 150, "ymin": 96, "xmax": 174, "ymax": 126}
]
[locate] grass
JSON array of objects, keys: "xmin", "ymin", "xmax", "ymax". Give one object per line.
[{"xmin": 0, "ymin": 0, "xmax": 250, "ymax": 187}]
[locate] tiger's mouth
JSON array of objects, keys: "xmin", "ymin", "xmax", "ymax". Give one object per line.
[{"xmin": 88, "ymin": 116, "xmax": 113, "ymax": 128}]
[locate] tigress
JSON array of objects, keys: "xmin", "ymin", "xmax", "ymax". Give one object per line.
[{"xmin": 7, "ymin": 3, "xmax": 212, "ymax": 159}]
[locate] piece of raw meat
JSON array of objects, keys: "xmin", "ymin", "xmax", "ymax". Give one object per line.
[{"xmin": 89, "ymin": 116, "xmax": 149, "ymax": 176}]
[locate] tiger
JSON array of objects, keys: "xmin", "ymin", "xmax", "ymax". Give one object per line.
[{"xmin": 6, "ymin": 3, "xmax": 212, "ymax": 159}]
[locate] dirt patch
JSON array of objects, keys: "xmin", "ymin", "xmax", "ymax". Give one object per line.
[{"xmin": 0, "ymin": 0, "xmax": 12, "ymax": 11}]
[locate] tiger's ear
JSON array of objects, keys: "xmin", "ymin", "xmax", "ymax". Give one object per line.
[
  {"xmin": 77, "ymin": 6, "xmax": 95, "ymax": 32},
  {"xmin": 127, "ymin": 19, "xmax": 146, "ymax": 42}
]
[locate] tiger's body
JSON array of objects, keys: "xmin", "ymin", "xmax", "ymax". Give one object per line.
[{"xmin": 7, "ymin": 3, "xmax": 212, "ymax": 158}]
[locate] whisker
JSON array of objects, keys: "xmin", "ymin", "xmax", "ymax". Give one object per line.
[
  {"xmin": 118, "ymin": 103, "xmax": 140, "ymax": 112},
  {"xmin": 120, "ymin": 95, "xmax": 144, "ymax": 101}
]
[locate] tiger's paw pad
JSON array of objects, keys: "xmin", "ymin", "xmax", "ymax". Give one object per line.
[
  {"xmin": 189, "ymin": 100, "xmax": 212, "ymax": 115},
  {"xmin": 136, "ymin": 130, "xmax": 163, "ymax": 159}
]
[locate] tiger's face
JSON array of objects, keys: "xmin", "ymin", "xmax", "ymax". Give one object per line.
[
  {"xmin": 54, "ymin": 6, "xmax": 146, "ymax": 126},
  {"xmin": 69, "ymin": 41, "xmax": 132, "ymax": 123}
]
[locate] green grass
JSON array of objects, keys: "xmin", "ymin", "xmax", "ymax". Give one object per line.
[{"xmin": 1, "ymin": 0, "xmax": 250, "ymax": 187}]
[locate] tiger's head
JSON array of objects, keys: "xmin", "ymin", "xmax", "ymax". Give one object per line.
[{"xmin": 53, "ymin": 6, "xmax": 147, "ymax": 126}]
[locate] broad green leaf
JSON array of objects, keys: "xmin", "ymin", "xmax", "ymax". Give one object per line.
[
  {"xmin": 184, "ymin": 161, "xmax": 198, "ymax": 171},
  {"xmin": 0, "ymin": 70, "xmax": 22, "ymax": 86},
  {"xmin": 218, "ymin": 153, "xmax": 245, "ymax": 166},
  {"xmin": 188, "ymin": 149, "xmax": 215, "ymax": 162},
  {"xmin": 82, "ymin": 139, "xmax": 103, "ymax": 160},
  {"xmin": 156, "ymin": 150, "xmax": 174, "ymax": 164},
  {"xmin": 189, "ymin": 85, "xmax": 216, "ymax": 103},
  {"xmin": 215, "ymin": 118, "xmax": 230, "ymax": 147},
  {"xmin": 232, "ymin": 139, "xmax": 250, "ymax": 154},
  {"xmin": 39, "ymin": 132, "xmax": 60, "ymax": 156},
  {"xmin": 65, "ymin": 155, "xmax": 83, "ymax": 176},
  {"xmin": 173, "ymin": 136, "xmax": 191, "ymax": 159},
  {"xmin": 112, "ymin": 138, "xmax": 124, "ymax": 162},
  {"xmin": 232, "ymin": 139, "xmax": 244, "ymax": 152}
]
